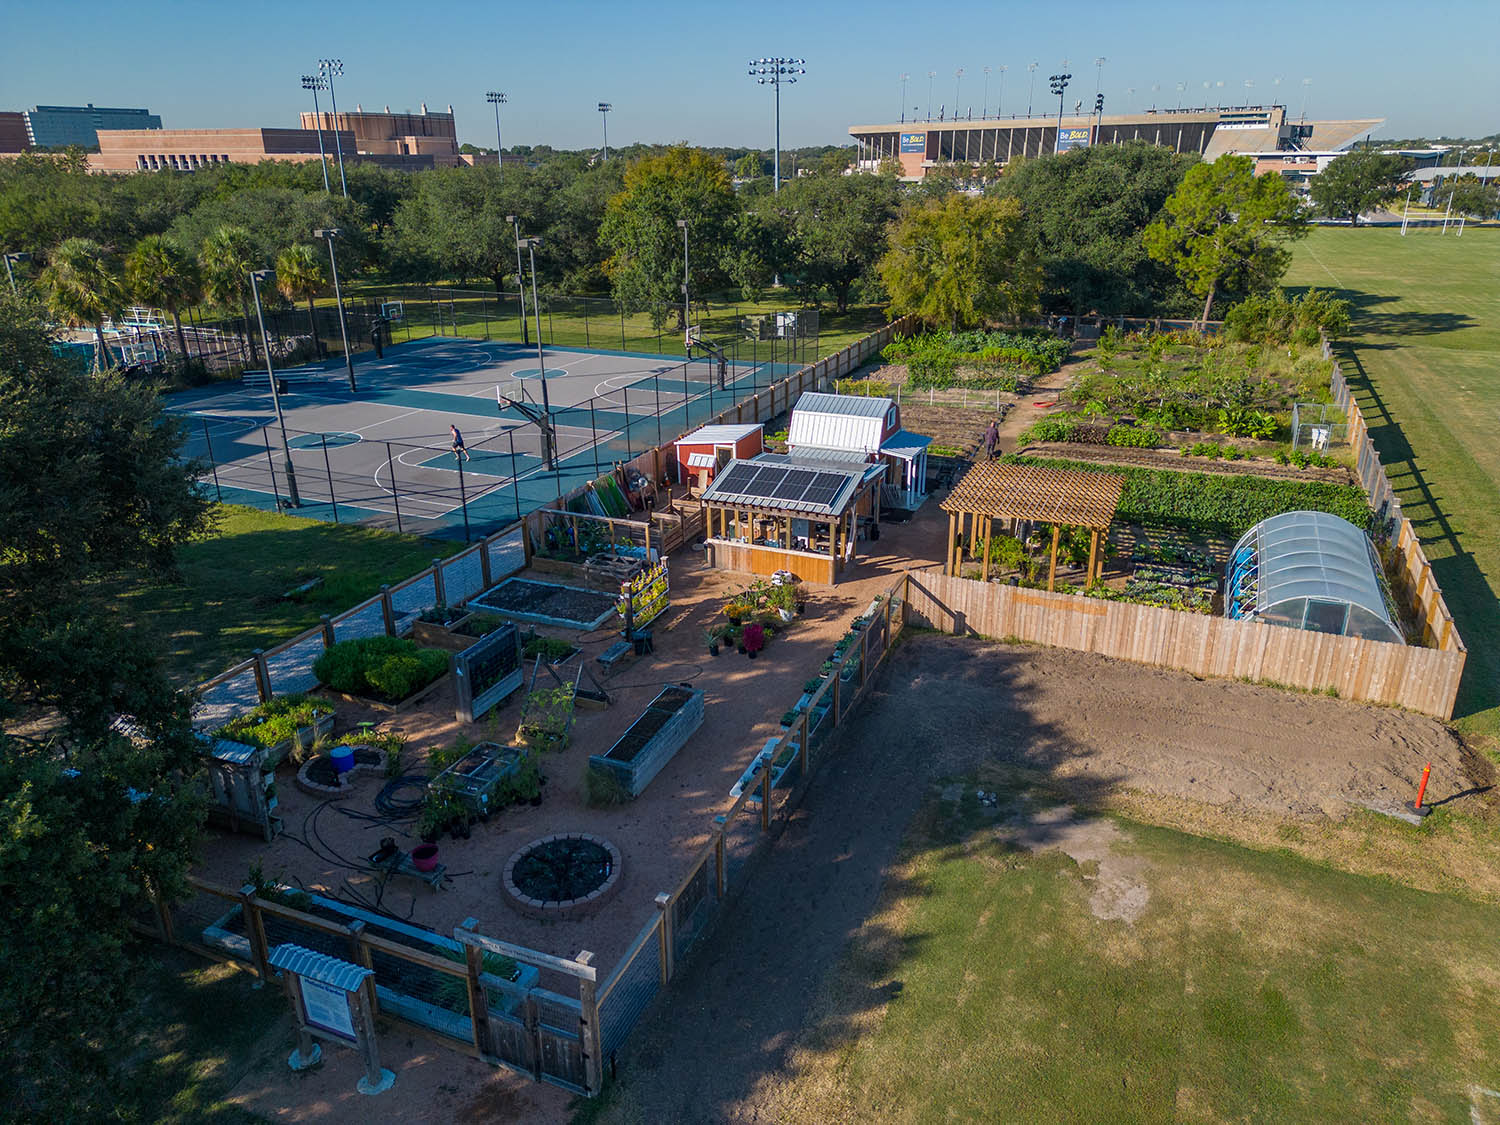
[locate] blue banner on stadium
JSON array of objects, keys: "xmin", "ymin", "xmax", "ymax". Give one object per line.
[
  {"xmin": 1055, "ymin": 127, "xmax": 1091, "ymax": 153},
  {"xmin": 899, "ymin": 132, "xmax": 926, "ymax": 154}
]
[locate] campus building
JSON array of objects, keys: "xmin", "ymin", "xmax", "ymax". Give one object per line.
[
  {"xmin": 24, "ymin": 103, "xmax": 161, "ymax": 148},
  {"xmin": 0, "ymin": 112, "xmax": 29, "ymax": 154},
  {"xmin": 850, "ymin": 103, "xmax": 1382, "ymax": 185},
  {"xmin": 298, "ymin": 103, "xmax": 459, "ymax": 161}
]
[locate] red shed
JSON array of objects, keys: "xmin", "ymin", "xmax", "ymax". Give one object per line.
[{"xmin": 673, "ymin": 423, "xmax": 764, "ymax": 492}]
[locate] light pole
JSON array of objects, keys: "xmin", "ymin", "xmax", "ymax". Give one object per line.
[
  {"xmin": 301, "ymin": 75, "xmax": 331, "ymax": 193},
  {"xmin": 1050, "ymin": 72, "xmax": 1071, "ymax": 151},
  {"xmin": 1027, "ymin": 62, "xmax": 1039, "ymax": 116},
  {"xmin": 518, "ymin": 236, "xmax": 553, "ymax": 470},
  {"xmin": 926, "ymin": 70, "xmax": 936, "ymax": 120},
  {"xmin": 899, "ymin": 73, "xmax": 909, "ymax": 123},
  {"xmin": 954, "ymin": 68, "xmax": 965, "ymax": 117},
  {"xmin": 2, "ymin": 251, "xmax": 30, "ymax": 294},
  {"xmin": 1299, "ymin": 78, "xmax": 1312, "ymax": 121},
  {"xmin": 996, "ymin": 64, "xmax": 1007, "ymax": 115},
  {"xmin": 1093, "ymin": 57, "xmax": 1106, "ymax": 104},
  {"xmin": 486, "ymin": 91, "xmax": 507, "ymax": 175},
  {"xmin": 1093, "ymin": 94, "xmax": 1105, "ymax": 144},
  {"xmin": 249, "ymin": 269, "xmax": 300, "ymax": 507},
  {"xmin": 748, "ymin": 57, "xmax": 805, "ymax": 194},
  {"xmin": 505, "ymin": 214, "xmax": 528, "ymax": 345},
  {"xmin": 318, "ymin": 58, "xmax": 348, "ymax": 197},
  {"xmin": 597, "ymin": 102, "xmax": 611, "ymax": 161},
  {"xmin": 677, "ymin": 219, "xmax": 689, "ymax": 337},
  {"xmin": 314, "ymin": 228, "xmax": 355, "ymax": 391},
  {"xmin": 981, "ymin": 66, "xmax": 991, "ymax": 117}
]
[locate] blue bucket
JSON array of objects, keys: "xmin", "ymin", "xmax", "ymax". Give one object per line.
[{"xmin": 330, "ymin": 746, "xmax": 355, "ymax": 776}]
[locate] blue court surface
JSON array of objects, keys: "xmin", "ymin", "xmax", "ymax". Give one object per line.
[{"xmin": 168, "ymin": 335, "xmax": 792, "ymax": 539}]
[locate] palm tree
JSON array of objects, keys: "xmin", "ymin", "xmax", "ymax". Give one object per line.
[
  {"xmin": 199, "ymin": 225, "xmax": 260, "ymax": 367},
  {"xmin": 125, "ymin": 235, "xmax": 200, "ymax": 365},
  {"xmin": 275, "ymin": 244, "xmax": 328, "ymax": 358},
  {"xmin": 42, "ymin": 238, "xmax": 125, "ymax": 371}
]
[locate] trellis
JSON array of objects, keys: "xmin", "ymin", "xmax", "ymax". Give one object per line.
[{"xmin": 940, "ymin": 461, "xmax": 1124, "ymax": 589}]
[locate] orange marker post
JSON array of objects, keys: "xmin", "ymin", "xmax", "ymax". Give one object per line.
[{"xmin": 1407, "ymin": 762, "xmax": 1433, "ymax": 818}]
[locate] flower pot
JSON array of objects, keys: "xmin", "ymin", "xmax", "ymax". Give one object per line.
[
  {"xmin": 737, "ymin": 644, "xmax": 746, "ymax": 654},
  {"xmin": 748, "ymin": 649, "xmax": 758, "ymax": 659},
  {"xmin": 411, "ymin": 843, "xmax": 440, "ymax": 871},
  {"xmin": 709, "ymin": 643, "xmax": 720, "ymax": 656}
]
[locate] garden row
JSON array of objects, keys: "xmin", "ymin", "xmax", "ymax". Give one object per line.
[{"xmin": 881, "ymin": 328, "xmax": 1071, "ymax": 390}]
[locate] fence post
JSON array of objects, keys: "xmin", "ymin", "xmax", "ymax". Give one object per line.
[
  {"xmin": 655, "ymin": 892, "xmax": 674, "ymax": 984},
  {"xmin": 345, "ymin": 919, "xmax": 366, "ymax": 965},
  {"xmin": 431, "ymin": 559, "xmax": 447, "ymax": 606},
  {"xmin": 380, "ymin": 585, "xmax": 396, "ymax": 636},
  {"xmin": 800, "ymin": 709, "xmax": 810, "ymax": 777},
  {"xmin": 480, "ymin": 538, "xmax": 493, "ymax": 589},
  {"xmin": 859, "ymin": 619, "xmax": 870, "ymax": 689},
  {"xmin": 575, "ymin": 950, "xmax": 603, "ymax": 1095},
  {"xmin": 251, "ymin": 649, "xmax": 272, "ymax": 702},
  {"xmin": 458, "ymin": 920, "xmax": 494, "ymax": 1059},
  {"xmin": 713, "ymin": 817, "xmax": 727, "ymax": 897},
  {"xmin": 320, "ymin": 614, "xmax": 335, "ymax": 650},
  {"xmin": 831, "ymin": 661, "xmax": 842, "ymax": 726},
  {"xmin": 760, "ymin": 755, "xmax": 772, "ymax": 830},
  {"xmin": 239, "ymin": 884, "xmax": 271, "ymax": 985}
]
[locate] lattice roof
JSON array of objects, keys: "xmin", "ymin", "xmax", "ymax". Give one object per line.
[{"xmin": 940, "ymin": 461, "xmax": 1123, "ymax": 530}]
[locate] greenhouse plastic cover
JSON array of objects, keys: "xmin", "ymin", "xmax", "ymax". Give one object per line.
[{"xmin": 1229, "ymin": 510, "xmax": 1400, "ymax": 641}]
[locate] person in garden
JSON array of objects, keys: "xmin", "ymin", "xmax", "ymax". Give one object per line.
[{"xmin": 984, "ymin": 419, "xmax": 1000, "ymax": 459}]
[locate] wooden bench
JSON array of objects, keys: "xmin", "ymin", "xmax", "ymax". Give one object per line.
[{"xmin": 596, "ymin": 640, "xmax": 633, "ymax": 670}]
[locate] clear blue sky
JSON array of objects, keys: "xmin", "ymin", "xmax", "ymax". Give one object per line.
[{"xmin": 2, "ymin": 0, "xmax": 1496, "ymax": 148}]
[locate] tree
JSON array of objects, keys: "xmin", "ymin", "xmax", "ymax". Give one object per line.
[
  {"xmin": 275, "ymin": 243, "xmax": 327, "ymax": 356},
  {"xmin": 733, "ymin": 152, "xmax": 765, "ymax": 180},
  {"xmin": 764, "ymin": 172, "xmax": 902, "ymax": 312},
  {"xmin": 388, "ymin": 164, "xmax": 537, "ymax": 294},
  {"xmin": 1144, "ymin": 155, "xmax": 1308, "ymax": 324},
  {"xmin": 990, "ymin": 140, "xmax": 1196, "ymax": 316},
  {"xmin": 125, "ymin": 234, "xmax": 200, "ymax": 363},
  {"xmin": 1442, "ymin": 173, "xmax": 1500, "ymax": 218},
  {"xmin": 599, "ymin": 147, "xmax": 737, "ymax": 327},
  {"xmin": 878, "ymin": 193, "xmax": 1041, "ymax": 329},
  {"xmin": 1309, "ymin": 150, "xmax": 1414, "ymax": 224},
  {"xmin": 198, "ymin": 224, "xmax": 260, "ymax": 365},
  {"xmin": 41, "ymin": 237, "xmax": 125, "ymax": 369},
  {"xmin": 0, "ymin": 293, "xmax": 212, "ymax": 1118}
]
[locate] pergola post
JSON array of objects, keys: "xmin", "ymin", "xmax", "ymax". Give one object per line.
[
  {"xmin": 1048, "ymin": 524, "xmax": 1061, "ymax": 592},
  {"xmin": 946, "ymin": 512, "xmax": 958, "ymax": 576},
  {"xmin": 981, "ymin": 516, "xmax": 993, "ymax": 583},
  {"xmin": 1088, "ymin": 529, "xmax": 1100, "ymax": 586}
]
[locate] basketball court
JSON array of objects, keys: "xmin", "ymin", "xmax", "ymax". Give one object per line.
[{"xmin": 167, "ymin": 335, "xmax": 789, "ymax": 538}]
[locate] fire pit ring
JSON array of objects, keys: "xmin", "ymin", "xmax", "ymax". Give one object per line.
[{"xmin": 503, "ymin": 834, "xmax": 622, "ymax": 919}]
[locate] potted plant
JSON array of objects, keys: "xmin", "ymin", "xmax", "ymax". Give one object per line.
[
  {"xmin": 743, "ymin": 622, "xmax": 765, "ymax": 659},
  {"xmin": 704, "ymin": 627, "xmax": 722, "ymax": 657}
]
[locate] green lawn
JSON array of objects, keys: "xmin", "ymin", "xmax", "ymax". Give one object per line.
[
  {"xmin": 1284, "ymin": 226, "xmax": 1500, "ymax": 742},
  {"xmin": 121, "ymin": 504, "xmax": 460, "ymax": 686},
  {"xmin": 767, "ymin": 780, "xmax": 1500, "ymax": 1122}
]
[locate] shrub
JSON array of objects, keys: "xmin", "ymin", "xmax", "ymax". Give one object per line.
[
  {"xmin": 216, "ymin": 694, "xmax": 328, "ymax": 749},
  {"xmin": 1105, "ymin": 425, "xmax": 1164, "ymax": 449},
  {"xmin": 1224, "ymin": 289, "xmax": 1351, "ymax": 346},
  {"xmin": 312, "ymin": 635, "xmax": 448, "ymax": 701},
  {"xmin": 584, "ymin": 763, "xmax": 632, "ymax": 807}
]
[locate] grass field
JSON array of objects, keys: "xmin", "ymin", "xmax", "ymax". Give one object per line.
[
  {"xmin": 1284, "ymin": 226, "xmax": 1500, "ymax": 742},
  {"xmin": 762, "ymin": 774, "xmax": 1500, "ymax": 1123},
  {"xmin": 120, "ymin": 505, "xmax": 460, "ymax": 686}
]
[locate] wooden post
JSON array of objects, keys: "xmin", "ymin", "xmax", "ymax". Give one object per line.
[
  {"xmin": 239, "ymin": 883, "xmax": 271, "ymax": 984},
  {"xmin": 479, "ymin": 540, "xmax": 493, "ymax": 589},
  {"xmin": 521, "ymin": 515, "xmax": 534, "ymax": 567},
  {"xmin": 644, "ymin": 519, "xmax": 652, "ymax": 561},
  {"xmin": 1048, "ymin": 525, "xmax": 1061, "ymax": 592},
  {"xmin": 655, "ymin": 892, "xmax": 674, "ymax": 984},
  {"xmin": 981, "ymin": 516, "xmax": 993, "ymax": 583},
  {"xmin": 320, "ymin": 614, "xmax": 336, "ymax": 649},
  {"xmin": 829, "ymin": 518, "xmax": 838, "ymax": 570},
  {"xmin": 575, "ymin": 950, "xmax": 603, "ymax": 1095},
  {"xmin": 713, "ymin": 816, "xmax": 727, "ymax": 897},
  {"xmin": 760, "ymin": 755, "xmax": 772, "ymax": 830},
  {"xmin": 379, "ymin": 585, "xmax": 395, "ymax": 636},
  {"xmin": 1087, "ymin": 529, "xmax": 1099, "ymax": 585},
  {"xmin": 431, "ymin": 558, "xmax": 447, "ymax": 606},
  {"xmin": 946, "ymin": 512, "xmax": 957, "ymax": 576},
  {"xmin": 251, "ymin": 649, "xmax": 272, "ymax": 702},
  {"xmin": 459, "ymin": 919, "xmax": 493, "ymax": 1059}
]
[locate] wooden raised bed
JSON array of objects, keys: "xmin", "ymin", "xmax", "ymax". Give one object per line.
[
  {"xmin": 412, "ymin": 613, "xmax": 481, "ymax": 652},
  {"xmin": 588, "ymin": 684, "xmax": 704, "ymax": 797}
]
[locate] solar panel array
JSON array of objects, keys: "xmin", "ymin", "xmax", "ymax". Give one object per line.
[{"xmin": 706, "ymin": 462, "xmax": 857, "ymax": 514}]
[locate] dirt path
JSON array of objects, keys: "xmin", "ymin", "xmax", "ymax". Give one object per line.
[{"xmin": 587, "ymin": 635, "xmax": 1470, "ymax": 1124}]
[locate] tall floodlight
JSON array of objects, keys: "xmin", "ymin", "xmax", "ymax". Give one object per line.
[
  {"xmin": 996, "ymin": 64, "xmax": 1007, "ymax": 115},
  {"xmin": 249, "ymin": 269, "xmax": 300, "ymax": 507},
  {"xmin": 1093, "ymin": 57, "xmax": 1107, "ymax": 102},
  {"xmin": 318, "ymin": 58, "xmax": 348, "ymax": 197},
  {"xmin": 677, "ymin": 219, "xmax": 690, "ymax": 337},
  {"xmin": 597, "ymin": 102, "xmax": 611, "ymax": 161},
  {"xmin": 1026, "ymin": 62, "xmax": 1039, "ymax": 116},
  {"xmin": 899, "ymin": 73, "xmax": 910, "ymax": 123},
  {"xmin": 517, "ymin": 235, "xmax": 553, "ymax": 469},
  {"xmin": 506, "ymin": 214, "xmax": 528, "ymax": 345},
  {"xmin": 1299, "ymin": 78, "xmax": 1312, "ymax": 121},
  {"xmin": 981, "ymin": 66, "xmax": 992, "ymax": 117},
  {"xmin": 314, "ymin": 228, "xmax": 355, "ymax": 391},
  {"xmin": 301, "ymin": 75, "xmax": 331, "ymax": 193},
  {"xmin": 1050, "ymin": 72, "xmax": 1072, "ymax": 150},
  {"xmin": 747, "ymin": 58, "xmax": 806, "ymax": 194},
  {"xmin": 486, "ymin": 91, "xmax": 507, "ymax": 175},
  {"xmin": 1093, "ymin": 94, "xmax": 1105, "ymax": 143},
  {"xmin": 954, "ymin": 68, "xmax": 965, "ymax": 117},
  {"xmin": 926, "ymin": 70, "xmax": 936, "ymax": 120}
]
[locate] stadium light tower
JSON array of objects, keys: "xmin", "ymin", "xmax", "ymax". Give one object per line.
[
  {"xmin": 318, "ymin": 58, "xmax": 348, "ymax": 198},
  {"xmin": 926, "ymin": 70, "xmax": 937, "ymax": 120},
  {"xmin": 486, "ymin": 91, "xmax": 507, "ymax": 176},
  {"xmin": 1049, "ymin": 72, "xmax": 1071, "ymax": 150},
  {"xmin": 1093, "ymin": 57, "xmax": 1106, "ymax": 102},
  {"xmin": 954, "ymin": 68, "xmax": 965, "ymax": 117},
  {"xmin": 313, "ymin": 228, "xmax": 355, "ymax": 391},
  {"xmin": 747, "ymin": 58, "xmax": 805, "ymax": 194},
  {"xmin": 1299, "ymin": 77, "xmax": 1312, "ymax": 121},
  {"xmin": 597, "ymin": 102, "xmax": 611, "ymax": 161},
  {"xmin": 300, "ymin": 75, "xmax": 331, "ymax": 193},
  {"xmin": 898, "ymin": 73, "xmax": 910, "ymax": 123},
  {"xmin": 505, "ymin": 214, "xmax": 528, "ymax": 345},
  {"xmin": 981, "ymin": 66, "xmax": 991, "ymax": 117},
  {"xmin": 248, "ymin": 269, "xmax": 300, "ymax": 508},
  {"xmin": 1026, "ymin": 62, "xmax": 1039, "ymax": 116}
]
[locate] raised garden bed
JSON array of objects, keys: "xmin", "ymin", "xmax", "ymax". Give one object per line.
[
  {"xmin": 314, "ymin": 635, "xmax": 451, "ymax": 714},
  {"xmin": 468, "ymin": 578, "xmax": 619, "ymax": 630},
  {"xmin": 588, "ymin": 685, "xmax": 705, "ymax": 798},
  {"xmin": 430, "ymin": 741, "xmax": 534, "ymax": 817},
  {"xmin": 521, "ymin": 633, "xmax": 580, "ymax": 666},
  {"xmin": 412, "ymin": 612, "xmax": 481, "ymax": 652},
  {"xmin": 213, "ymin": 695, "xmax": 335, "ymax": 769},
  {"xmin": 295, "ymin": 745, "xmax": 385, "ymax": 797}
]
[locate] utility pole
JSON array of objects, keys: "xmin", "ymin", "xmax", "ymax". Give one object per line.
[
  {"xmin": 301, "ymin": 75, "xmax": 331, "ymax": 193},
  {"xmin": 249, "ymin": 269, "xmax": 300, "ymax": 507}
]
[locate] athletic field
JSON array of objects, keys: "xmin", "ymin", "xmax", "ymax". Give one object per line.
[{"xmin": 1285, "ymin": 225, "xmax": 1500, "ymax": 740}]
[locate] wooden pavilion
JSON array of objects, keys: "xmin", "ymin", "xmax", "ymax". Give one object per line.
[{"xmin": 940, "ymin": 462, "xmax": 1125, "ymax": 589}]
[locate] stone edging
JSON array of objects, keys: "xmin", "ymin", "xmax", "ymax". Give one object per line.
[
  {"xmin": 501, "ymin": 833, "xmax": 623, "ymax": 920},
  {"xmin": 294, "ymin": 746, "xmax": 385, "ymax": 798}
]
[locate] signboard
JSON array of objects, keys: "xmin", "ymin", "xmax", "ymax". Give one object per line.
[
  {"xmin": 299, "ymin": 976, "xmax": 358, "ymax": 1042},
  {"xmin": 899, "ymin": 132, "xmax": 926, "ymax": 154},
  {"xmin": 619, "ymin": 558, "xmax": 670, "ymax": 632},
  {"xmin": 1055, "ymin": 127, "xmax": 1092, "ymax": 153}
]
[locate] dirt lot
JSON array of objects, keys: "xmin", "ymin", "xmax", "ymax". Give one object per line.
[{"xmin": 588, "ymin": 633, "xmax": 1475, "ymax": 1124}]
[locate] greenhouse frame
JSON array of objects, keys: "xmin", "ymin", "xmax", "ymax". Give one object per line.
[{"xmin": 1226, "ymin": 510, "xmax": 1403, "ymax": 644}]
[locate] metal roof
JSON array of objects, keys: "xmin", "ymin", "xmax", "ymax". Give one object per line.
[
  {"xmin": 1227, "ymin": 511, "xmax": 1400, "ymax": 643},
  {"xmin": 700, "ymin": 455, "xmax": 867, "ymax": 516},
  {"xmin": 673, "ymin": 423, "xmax": 762, "ymax": 446},
  {"xmin": 881, "ymin": 429, "xmax": 932, "ymax": 458},
  {"xmin": 268, "ymin": 943, "xmax": 374, "ymax": 991},
  {"xmin": 788, "ymin": 392, "xmax": 895, "ymax": 455}
]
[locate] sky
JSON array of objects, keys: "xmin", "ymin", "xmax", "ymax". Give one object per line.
[{"xmin": 2, "ymin": 0, "xmax": 1496, "ymax": 149}]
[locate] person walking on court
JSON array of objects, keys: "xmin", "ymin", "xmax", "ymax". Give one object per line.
[
  {"xmin": 450, "ymin": 424, "xmax": 471, "ymax": 463},
  {"xmin": 984, "ymin": 418, "xmax": 1000, "ymax": 460}
]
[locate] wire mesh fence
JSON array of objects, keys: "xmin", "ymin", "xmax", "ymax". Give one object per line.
[{"xmin": 598, "ymin": 915, "xmax": 663, "ymax": 1058}]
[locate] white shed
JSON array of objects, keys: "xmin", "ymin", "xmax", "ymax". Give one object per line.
[{"xmin": 787, "ymin": 392, "xmax": 930, "ymax": 510}]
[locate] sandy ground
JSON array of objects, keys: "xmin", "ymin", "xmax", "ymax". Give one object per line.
[{"xmin": 587, "ymin": 634, "xmax": 1472, "ymax": 1124}]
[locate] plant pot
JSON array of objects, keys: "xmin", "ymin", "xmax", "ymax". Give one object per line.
[
  {"xmin": 709, "ymin": 643, "xmax": 720, "ymax": 656},
  {"xmin": 737, "ymin": 645, "xmax": 746, "ymax": 654},
  {"xmin": 778, "ymin": 608, "xmax": 795, "ymax": 623},
  {"xmin": 411, "ymin": 843, "xmax": 440, "ymax": 871},
  {"xmin": 747, "ymin": 649, "xmax": 758, "ymax": 659}
]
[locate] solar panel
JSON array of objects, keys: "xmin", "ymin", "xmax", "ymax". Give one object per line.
[
  {"xmin": 800, "ymin": 472, "xmax": 849, "ymax": 510},
  {"xmin": 714, "ymin": 463, "xmax": 760, "ymax": 494},
  {"xmin": 772, "ymin": 469, "xmax": 817, "ymax": 500}
]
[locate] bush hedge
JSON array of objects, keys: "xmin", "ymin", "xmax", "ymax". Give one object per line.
[{"xmin": 312, "ymin": 635, "xmax": 449, "ymax": 702}]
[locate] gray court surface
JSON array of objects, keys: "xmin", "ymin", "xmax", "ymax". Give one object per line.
[{"xmin": 167, "ymin": 335, "xmax": 790, "ymax": 539}]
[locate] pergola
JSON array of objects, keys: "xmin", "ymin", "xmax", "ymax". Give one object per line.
[{"xmin": 940, "ymin": 462, "xmax": 1125, "ymax": 589}]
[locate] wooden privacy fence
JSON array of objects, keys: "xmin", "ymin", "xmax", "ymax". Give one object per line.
[
  {"xmin": 1323, "ymin": 335, "xmax": 1465, "ymax": 658},
  {"xmin": 905, "ymin": 569, "xmax": 1464, "ymax": 719}
]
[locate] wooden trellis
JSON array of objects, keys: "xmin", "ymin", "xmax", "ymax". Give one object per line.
[{"xmin": 940, "ymin": 462, "xmax": 1124, "ymax": 589}]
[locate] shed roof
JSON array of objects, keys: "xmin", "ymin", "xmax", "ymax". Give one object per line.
[
  {"xmin": 940, "ymin": 461, "xmax": 1124, "ymax": 530},
  {"xmin": 881, "ymin": 429, "xmax": 932, "ymax": 458},
  {"xmin": 700, "ymin": 454, "xmax": 868, "ymax": 517},
  {"xmin": 788, "ymin": 392, "xmax": 894, "ymax": 454},
  {"xmin": 674, "ymin": 423, "xmax": 762, "ymax": 446}
]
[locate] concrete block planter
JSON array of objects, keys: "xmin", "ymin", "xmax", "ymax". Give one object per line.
[{"xmin": 589, "ymin": 685, "xmax": 705, "ymax": 797}]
